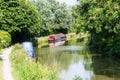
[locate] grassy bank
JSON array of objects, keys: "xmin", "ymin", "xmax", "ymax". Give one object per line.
[
  {"xmin": 37, "ymin": 33, "xmax": 88, "ymax": 48},
  {"xmin": 0, "ymin": 59, "xmax": 4, "ymax": 80},
  {"xmin": 10, "ymin": 44, "xmax": 59, "ymax": 80},
  {"xmin": 37, "ymin": 36, "xmax": 48, "ymax": 48},
  {"xmin": 0, "ymin": 49, "xmax": 4, "ymax": 54},
  {"xmin": 0, "ymin": 49, "xmax": 4, "ymax": 80}
]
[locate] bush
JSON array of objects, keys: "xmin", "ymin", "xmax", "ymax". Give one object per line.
[
  {"xmin": 0, "ymin": 30, "xmax": 11, "ymax": 50},
  {"xmin": 10, "ymin": 44, "xmax": 59, "ymax": 80}
]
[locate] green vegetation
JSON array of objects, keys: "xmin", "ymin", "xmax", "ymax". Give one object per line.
[
  {"xmin": 0, "ymin": 0, "xmax": 119, "ymax": 80},
  {"xmin": 10, "ymin": 44, "xmax": 59, "ymax": 80},
  {"xmin": 0, "ymin": 59, "xmax": 4, "ymax": 80},
  {"xmin": 36, "ymin": 33, "xmax": 85, "ymax": 47},
  {"xmin": 73, "ymin": 76, "xmax": 83, "ymax": 80},
  {"xmin": 0, "ymin": 30, "xmax": 11, "ymax": 51},
  {"xmin": 73, "ymin": 0, "xmax": 120, "ymax": 56},
  {"xmin": 0, "ymin": 0, "xmax": 119, "ymax": 56},
  {"xmin": 0, "ymin": 58, "xmax": 2, "ymax": 61},
  {"xmin": 31, "ymin": 0, "xmax": 72, "ymax": 36},
  {"xmin": 0, "ymin": 0, "xmax": 41, "ymax": 43},
  {"xmin": 66, "ymin": 33, "xmax": 76, "ymax": 40},
  {"xmin": 37, "ymin": 36, "xmax": 48, "ymax": 48}
]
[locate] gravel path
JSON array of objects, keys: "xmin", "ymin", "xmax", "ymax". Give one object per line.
[{"xmin": 2, "ymin": 47, "xmax": 14, "ymax": 80}]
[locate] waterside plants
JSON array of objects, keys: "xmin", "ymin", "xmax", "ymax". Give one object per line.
[{"xmin": 10, "ymin": 44, "xmax": 59, "ymax": 80}]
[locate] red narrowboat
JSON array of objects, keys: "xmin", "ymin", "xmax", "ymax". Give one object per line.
[{"xmin": 48, "ymin": 33, "xmax": 66, "ymax": 47}]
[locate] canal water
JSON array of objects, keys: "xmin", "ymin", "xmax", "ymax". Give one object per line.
[{"xmin": 35, "ymin": 39, "xmax": 120, "ymax": 80}]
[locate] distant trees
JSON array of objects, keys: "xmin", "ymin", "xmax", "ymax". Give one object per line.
[
  {"xmin": 73, "ymin": 0, "xmax": 120, "ymax": 55},
  {"xmin": 31, "ymin": 0, "xmax": 72, "ymax": 36},
  {"xmin": 0, "ymin": 0, "xmax": 41, "ymax": 42},
  {"xmin": 0, "ymin": 0, "xmax": 72, "ymax": 43}
]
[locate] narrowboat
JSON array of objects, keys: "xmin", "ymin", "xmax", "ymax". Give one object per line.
[{"xmin": 48, "ymin": 33, "xmax": 66, "ymax": 47}]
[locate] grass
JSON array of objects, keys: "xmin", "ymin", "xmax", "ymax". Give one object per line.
[
  {"xmin": 10, "ymin": 44, "xmax": 59, "ymax": 80},
  {"xmin": 66, "ymin": 33, "xmax": 76, "ymax": 40},
  {"xmin": 0, "ymin": 48, "xmax": 6, "ymax": 55},
  {"xmin": 0, "ymin": 49, "xmax": 3, "ymax": 54},
  {"xmin": 0, "ymin": 49, "xmax": 4, "ymax": 80},
  {"xmin": 37, "ymin": 36, "xmax": 48, "ymax": 48},
  {"xmin": 0, "ymin": 59, "xmax": 4, "ymax": 80}
]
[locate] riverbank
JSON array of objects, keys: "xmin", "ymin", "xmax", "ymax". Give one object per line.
[
  {"xmin": 37, "ymin": 33, "xmax": 88, "ymax": 48},
  {"xmin": 0, "ymin": 44, "xmax": 59, "ymax": 80},
  {"xmin": 0, "ymin": 59, "xmax": 4, "ymax": 80},
  {"xmin": 10, "ymin": 44, "xmax": 59, "ymax": 80},
  {"xmin": 0, "ymin": 32, "xmax": 88, "ymax": 80},
  {"xmin": 0, "ymin": 50, "xmax": 4, "ymax": 80}
]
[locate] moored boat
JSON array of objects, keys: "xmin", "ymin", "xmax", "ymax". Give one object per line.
[{"xmin": 48, "ymin": 33, "xmax": 66, "ymax": 47}]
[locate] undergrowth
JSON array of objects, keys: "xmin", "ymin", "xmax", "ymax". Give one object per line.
[{"xmin": 10, "ymin": 44, "xmax": 59, "ymax": 80}]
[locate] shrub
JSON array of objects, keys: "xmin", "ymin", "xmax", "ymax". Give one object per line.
[
  {"xmin": 10, "ymin": 44, "xmax": 59, "ymax": 80},
  {"xmin": 0, "ymin": 30, "xmax": 11, "ymax": 50}
]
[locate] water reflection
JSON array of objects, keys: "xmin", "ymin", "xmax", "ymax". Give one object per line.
[
  {"xmin": 58, "ymin": 59, "xmax": 94, "ymax": 80},
  {"xmin": 35, "ymin": 46, "xmax": 83, "ymax": 71},
  {"xmin": 35, "ymin": 45, "xmax": 93, "ymax": 80},
  {"xmin": 35, "ymin": 40, "xmax": 120, "ymax": 80},
  {"xmin": 92, "ymin": 56, "xmax": 120, "ymax": 80}
]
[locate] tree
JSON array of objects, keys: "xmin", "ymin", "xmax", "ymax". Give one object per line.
[
  {"xmin": 31, "ymin": 0, "xmax": 72, "ymax": 36},
  {"xmin": 74, "ymin": 0, "xmax": 120, "ymax": 55},
  {"xmin": 0, "ymin": 0, "xmax": 41, "ymax": 43}
]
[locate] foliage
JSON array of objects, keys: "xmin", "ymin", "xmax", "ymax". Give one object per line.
[
  {"xmin": 73, "ymin": 75, "xmax": 83, "ymax": 80},
  {"xmin": 74, "ymin": 0, "xmax": 120, "ymax": 55},
  {"xmin": 10, "ymin": 44, "xmax": 59, "ymax": 80},
  {"xmin": 71, "ymin": 5, "xmax": 82, "ymax": 33},
  {"xmin": 31, "ymin": 0, "xmax": 72, "ymax": 36},
  {"xmin": 0, "ymin": 0, "xmax": 41, "ymax": 43},
  {"xmin": 0, "ymin": 30, "xmax": 11, "ymax": 50}
]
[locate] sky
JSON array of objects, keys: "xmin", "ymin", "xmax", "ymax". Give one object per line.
[{"xmin": 56, "ymin": 0, "xmax": 78, "ymax": 6}]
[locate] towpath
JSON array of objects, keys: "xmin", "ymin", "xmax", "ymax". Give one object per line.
[{"xmin": 1, "ymin": 47, "xmax": 14, "ymax": 80}]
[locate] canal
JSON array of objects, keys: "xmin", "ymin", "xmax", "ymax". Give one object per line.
[{"xmin": 35, "ymin": 39, "xmax": 120, "ymax": 80}]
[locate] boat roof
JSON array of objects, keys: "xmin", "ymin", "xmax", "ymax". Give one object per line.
[{"xmin": 56, "ymin": 33, "xmax": 65, "ymax": 37}]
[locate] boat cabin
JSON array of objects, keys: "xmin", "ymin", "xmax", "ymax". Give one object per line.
[{"xmin": 48, "ymin": 33, "xmax": 66, "ymax": 47}]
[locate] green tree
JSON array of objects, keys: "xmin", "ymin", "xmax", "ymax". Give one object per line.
[
  {"xmin": 71, "ymin": 5, "xmax": 82, "ymax": 33},
  {"xmin": 74, "ymin": 0, "xmax": 120, "ymax": 55},
  {"xmin": 0, "ymin": 0, "xmax": 41, "ymax": 43},
  {"xmin": 31, "ymin": 0, "xmax": 72, "ymax": 36}
]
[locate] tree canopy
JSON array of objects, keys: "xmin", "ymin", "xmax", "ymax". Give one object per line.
[
  {"xmin": 31, "ymin": 0, "xmax": 72, "ymax": 36},
  {"xmin": 0, "ymin": 0, "xmax": 41, "ymax": 42},
  {"xmin": 74, "ymin": 0, "xmax": 120, "ymax": 55}
]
